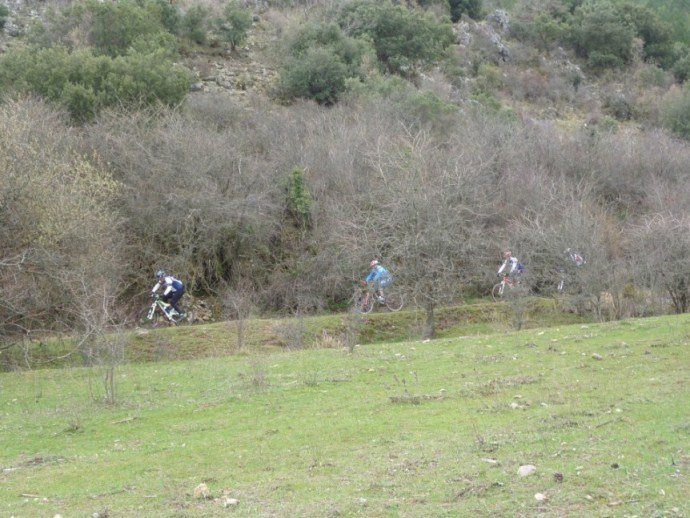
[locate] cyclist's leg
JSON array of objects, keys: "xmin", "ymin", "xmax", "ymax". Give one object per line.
[
  {"xmin": 159, "ymin": 293, "xmax": 172, "ymax": 314},
  {"xmin": 357, "ymin": 288, "xmax": 374, "ymax": 313},
  {"xmin": 374, "ymin": 280, "xmax": 384, "ymax": 302},
  {"xmin": 169, "ymin": 290, "xmax": 184, "ymax": 314},
  {"xmin": 379, "ymin": 277, "xmax": 392, "ymax": 300},
  {"xmin": 509, "ymin": 271, "xmax": 521, "ymax": 286}
]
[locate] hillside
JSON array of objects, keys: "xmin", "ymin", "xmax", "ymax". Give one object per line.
[{"xmin": 1, "ymin": 0, "xmax": 690, "ymax": 347}]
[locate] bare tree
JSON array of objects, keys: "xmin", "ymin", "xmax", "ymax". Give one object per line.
[
  {"xmin": 221, "ymin": 279, "xmax": 258, "ymax": 350},
  {"xmin": 328, "ymin": 125, "xmax": 497, "ymax": 338},
  {"xmin": 508, "ymin": 182, "xmax": 629, "ymax": 320},
  {"xmin": 0, "ymin": 98, "xmax": 127, "ymax": 353},
  {"xmin": 630, "ymin": 214, "xmax": 690, "ymax": 314},
  {"xmin": 72, "ymin": 285, "xmax": 126, "ymax": 404},
  {"xmin": 84, "ymin": 102, "xmax": 284, "ymax": 300}
]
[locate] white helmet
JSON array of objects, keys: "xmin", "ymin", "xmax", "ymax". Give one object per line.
[{"xmin": 370, "ymin": 260, "xmax": 379, "ymax": 268}]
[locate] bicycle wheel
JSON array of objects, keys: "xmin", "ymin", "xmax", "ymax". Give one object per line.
[
  {"xmin": 139, "ymin": 309, "xmax": 165, "ymax": 327},
  {"xmin": 385, "ymin": 292, "xmax": 404, "ymax": 312},
  {"xmin": 491, "ymin": 282, "xmax": 504, "ymax": 302},
  {"xmin": 354, "ymin": 292, "xmax": 374, "ymax": 314},
  {"xmin": 140, "ymin": 304, "xmax": 166, "ymax": 328},
  {"xmin": 557, "ymin": 278, "xmax": 564, "ymax": 293}
]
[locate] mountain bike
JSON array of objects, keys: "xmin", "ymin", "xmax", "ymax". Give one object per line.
[
  {"xmin": 557, "ymin": 276, "xmax": 566, "ymax": 293},
  {"xmin": 353, "ymin": 283, "xmax": 404, "ymax": 314},
  {"xmin": 555, "ymin": 271, "xmax": 584, "ymax": 297},
  {"xmin": 141, "ymin": 295, "xmax": 186, "ymax": 327},
  {"xmin": 491, "ymin": 274, "xmax": 525, "ymax": 301}
]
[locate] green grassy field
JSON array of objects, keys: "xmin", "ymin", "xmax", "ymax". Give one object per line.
[{"xmin": 1, "ymin": 311, "xmax": 688, "ymax": 516}]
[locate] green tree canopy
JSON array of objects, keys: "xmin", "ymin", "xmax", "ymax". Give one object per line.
[
  {"xmin": 569, "ymin": 0, "xmax": 636, "ymax": 70},
  {"xmin": 215, "ymin": 1, "xmax": 253, "ymax": 51},
  {"xmin": 32, "ymin": 0, "xmax": 172, "ymax": 57},
  {"xmin": 338, "ymin": 0, "xmax": 454, "ymax": 76},
  {"xmin": 278, "ymin": 21, "xmax": 370, "ymax": 104},
  {"xmin": 0, "ymin": 44, "xmax": 189, "ymax": 121}
]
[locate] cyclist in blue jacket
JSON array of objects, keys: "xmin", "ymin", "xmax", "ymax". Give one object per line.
[
  {"xmin": 364, "ymin": 260, "xmax": 393, "ymax": 303},
  {"xmin": 151, "ymin": 270, "xmax": 185, "ymax": 317}
]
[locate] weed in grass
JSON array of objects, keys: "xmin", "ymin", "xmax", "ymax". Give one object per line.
[
  {"xmin": 387, "ymin": 372, "xmax": 446, "ymax": 405},
  {"xmin": 248, "ymin": 356, "xmax": 268, "ymax": 389},
  {"xmin": 303, "ymin": 370, "xmax": 319, "ymax": 387},
  {"xmin": 61, "ymin": 420, "xmax": 84, "ymax": 434},
  {"xmin": 474, "ymin": 435, "xmax": 501, "ymax": 454},
  {"xmin": 476, "ymin": 376, "xmax": 537, "ymax": 397},
  {"xmin": 314, "ymin": 331, "xmax": 343, "ymax": 350},
  {"xmin": 342, "ymin": 310, "xmax": 366, "ymax": 353}
]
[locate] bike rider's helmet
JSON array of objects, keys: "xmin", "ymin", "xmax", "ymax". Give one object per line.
[
  {"xmin": 370, "ymin": 260, "xmax": 379, "ymax": 268},
  {"xmin": 155, "ymin": 270, "xmax": 166, "ymax": 279}
]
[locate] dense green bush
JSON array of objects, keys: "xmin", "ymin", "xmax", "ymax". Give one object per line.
[
  {"xmin": 449, "ymin": 0, "xmax": 483, "ymax": 22},
  {"xmin": 284, "ymin": 168, "xmax": 313, "ymax": 230},
  {"xmin": 149, "ymin": 0, "xmax": 182, "ymax": 35},
  {"xmin": 660, "ymin": 2, "xmax": 690, "ymax": 46},
  {"xmin": 0, "ymin": 0, "xmax": 189, "ymax": 121},
  {"xmin": 510, "ymin": 13, "xmax": 569, "ymax": 50},
  {"xmin": 0, "ymin": 4, "xmax": 9, "ymax": 29},
  {"xmin": 661, "ymin": 85, "xmax": 690, "ymax": 140},
  {"xmin": 672, "ymin": 47, "xmax": 690, "ymax": 83},
  {"xmin": 88, "ymin": 0, "xmax": 166, "ymax": 56},
  {"xmin": 181, "ymin": 5, "xmax": 210, "ymax": 45},
  {"xmin": 277, "ymin": 22, "xmax": 370, "ymax": 104},
  {"xmin": 35, "ymin": 0, "xmax": 170, "ymax": 57},
  {"xmin": 279, "ymin": 47, "xmax": 351, "ymax": 104},
  {"xmin": 0, "ymin": 44, "xmax": 189, "ymax": 121},
  {"xmin": 569, "ymin": 0, "xmax": 635, "ymax": 70},
  {"xmin": 128, "ymin": 31, "xmax": 179, "ymax": 59},
  {"xmin": 398, "ymin": 89, "xmax": 457, "ymax": 130},
  {"xmin": 214, "ymin": 1, "xmax": 253, "ymax": 51},
  {"xmin": 557, "ymin": 0, "xmax": 681, "ymax": 71},
  {"xmin": 475, "ymin": 62, "xmax": 503, "ymax": 92},
  {"xmin": 416, "ymin": 0, "xmax": 448, "ymax": 7},
  {"xmin": 617, "ymin": 3, "xmax": 674, "ymax": 67},
  {"xmin": 347, "ymin": 73, "xmax": 458, "ymax": 129},
  {"xmin": 338, "ymin": 0, "xmax": 454, "ymax": 76}
]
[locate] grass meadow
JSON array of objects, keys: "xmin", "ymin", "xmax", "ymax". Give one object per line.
[{"xmin": 0, "ymin": 310, "xmax": 688, "ymax": 516}]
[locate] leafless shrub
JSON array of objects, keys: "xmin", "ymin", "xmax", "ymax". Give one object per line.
[
  {"xmin": 508, "ymin": 68, "xmax": 549, "ymax": 102},
  {"xmin": 221, "ymin": 280, "xmax": 257, "ymax": 350},
  {"xmin": 85, "ymin": 105, "xmax": 283, "ymax": 298},
  {"xmin": 274, "ymin": 294, "xmax": 316, "ymax": 349},
  {"xmin": 0, "ymin": 97, "xmax": 126, "ymax": 346},
  {"xmin": 319, "ymin": 105, "xmax": 508, "ymax": 337},
  {"xmin": 5, "ymin": 56, "xmax": 690, "ymax": 335},
  {"xmin": 629, "ymin": 214, "xmax": 690, "ymax": 314},
  {"xmin": 343, "ymin": 310, "xmax": 365, "ymax": 353},
  {"xmin": 247, "ymin": 355, "xmax": 267, "ymax": 389}
]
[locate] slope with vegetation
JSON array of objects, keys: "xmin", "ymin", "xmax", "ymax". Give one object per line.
[
  {"xmin": 0, "ymin": 0, "xmax": 690, "ymax": 358},
  {"xmin": 2, "ymin": 297, "xmax": 589, "ymax": 370}
]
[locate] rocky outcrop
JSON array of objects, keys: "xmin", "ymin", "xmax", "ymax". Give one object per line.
[{"xmin": 454, "ymin": 10, "xmax": 511, "ymax": 63}]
